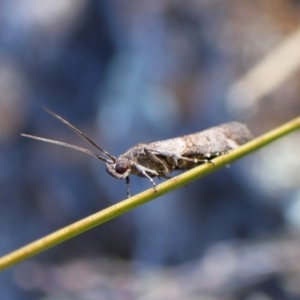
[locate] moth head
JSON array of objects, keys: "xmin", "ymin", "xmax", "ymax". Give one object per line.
[{"xmin": 105, "ymin": 158, "xmax": 131, "ymax": 179}]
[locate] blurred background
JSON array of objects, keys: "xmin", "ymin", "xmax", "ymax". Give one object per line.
[{"xmin": 1, "ymin": 0, "xmax": 300, "ymax": 299}]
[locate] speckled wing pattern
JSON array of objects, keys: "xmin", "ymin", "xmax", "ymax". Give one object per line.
[{"xmin": 147, "ymin": 122, "xmax": 253, "ymax": 157}]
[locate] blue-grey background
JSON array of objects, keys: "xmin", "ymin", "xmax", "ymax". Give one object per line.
[{"xmin": 1, "ymin": 1, "xmax": 300, "ymax": 299}]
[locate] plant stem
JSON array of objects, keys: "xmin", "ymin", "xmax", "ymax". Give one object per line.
[{"xmin": 1, "ymin": 115, "xmax": 300, "ymax": 271}]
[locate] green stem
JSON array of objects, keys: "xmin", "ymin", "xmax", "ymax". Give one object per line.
[{"xmin": 1, "ymin": 116, "xmax": 300, "ymax": 271}]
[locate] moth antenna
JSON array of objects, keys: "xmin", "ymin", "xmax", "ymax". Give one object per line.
[
  {"xmin": 21, "ymin": 134, "xmax": 114, "ymax": 164},
  {"xmin": 42, "ymin": 106, "xmax": 116, "ymax": 162}
]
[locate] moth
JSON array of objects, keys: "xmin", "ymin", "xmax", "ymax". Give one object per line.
[{"xmin": 21, "ymin": 107, "xmax": 253, "ymax": 197}]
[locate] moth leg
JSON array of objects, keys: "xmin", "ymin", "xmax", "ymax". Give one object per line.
[
  {"xmin": 133, "ymin": 163, "xmax": 158, "ymax": 192},
  {"xmin": 180, "ymin": 151, "xmax": 228, "ymax": 166},
  {"xmin": 203, "ymin": 151, "xmax": 227, "ymax": 159},
  {"xmin": 148, "ymin": 149, "xmax": 210, "ymax": 166},
  {"xmin": 202, "ymin": 151, "xmax": 228, "ymax": 165},
  {"xmin": 147, "ymin": 148, "xmax": 228, "ymax": 169},
  {"xmin": 145, "ymin": 148, "xmax": 196, "ymax": 170},
  {"xmin": 144, "ymin": 148, "xmax": 169, "ymax": 175},
  {"xmin": 180, "ymin": 151, "xmax": 228, "ymax": 167},
  {"xmin": 182, "ymin": 156, "xmax": 211, "ymax": 164},
  {"xmin": 125, "ymin": 176, "xmax": 130, "ymax": 198}
]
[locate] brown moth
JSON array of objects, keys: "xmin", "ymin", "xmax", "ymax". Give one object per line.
[{"xmin": 22, "ymin": 107, "xmax": 253, "ymax": 197}]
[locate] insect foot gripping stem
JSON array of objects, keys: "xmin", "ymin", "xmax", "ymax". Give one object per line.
[{"xmin": 21, "ymin": 107, "xmax": 253, "ymax": 197}]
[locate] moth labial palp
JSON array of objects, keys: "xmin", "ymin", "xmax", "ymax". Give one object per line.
[{"xmin": 21, "ymin": 107, "xmax": 254, "ymax": 198}]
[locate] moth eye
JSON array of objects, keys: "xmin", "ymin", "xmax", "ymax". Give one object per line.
[{"xmin": 115, "ymin": 160, "xmax": 129, "ymax": 174}]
